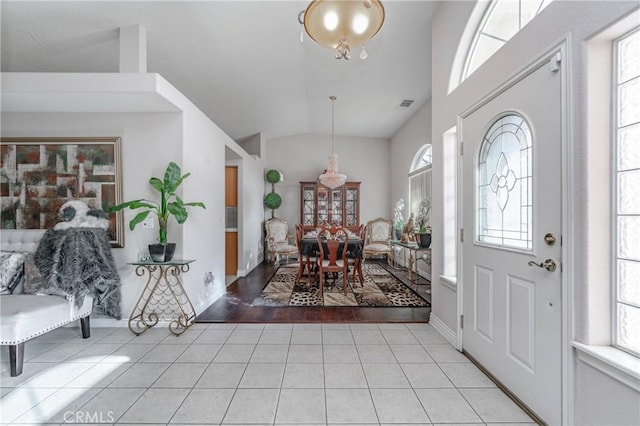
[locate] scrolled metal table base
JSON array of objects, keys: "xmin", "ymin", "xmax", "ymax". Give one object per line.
[{"xmin": 127, "ymin": 260, "xmax": 196, "ymax": 336}]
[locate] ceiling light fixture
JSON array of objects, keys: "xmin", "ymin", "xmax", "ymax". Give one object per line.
[
  {"xmin": 319, "ymin": 96, "xmax": 347, "ymax": 189},
  {"xmin": 298, "ymin": 0, "xmax": 385, "ymax": 60}
]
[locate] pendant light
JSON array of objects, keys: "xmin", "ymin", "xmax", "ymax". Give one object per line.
[{"xmin": 319, "ymin": 96, "xmax": 347, "ymax": 189}]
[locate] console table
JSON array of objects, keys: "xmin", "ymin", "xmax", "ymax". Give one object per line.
[
  {"xmin": 390, "ymin": 240, "xmax": 431, "ymax": 283},
  {"xmin": 127, "ymin": 260, "xmax": 196, "ymax": 336}
]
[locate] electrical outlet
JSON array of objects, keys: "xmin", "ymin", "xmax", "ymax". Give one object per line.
[{"xmin": 142, "ymin": 218, "xmax": 154, "ymax": 229}]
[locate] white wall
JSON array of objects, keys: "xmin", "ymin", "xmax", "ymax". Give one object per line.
[
  {"xmin": 431, "ymin": 0, "xmax": 640, "ymax": 423},
  {"xmin": 1, "ymin": 105, "xmax": 262, "ymax": 320},
  {"xmin": 1, "ymin": 112, "xmax": 195, "ymax": 318},
  {"xmin": 390, "ymin": 100, "xmax": 432, "ymax": 272},
  {"xmin": 264, "ymin": 133, "xmax": 390, "ymax": 233},
  {"xmin": 179, "ymin": 105, "xmax": 226, "ymax": 309},
  {"xmin": 390, "ymin": 100, "xmax": 431, "ymax": 208},
  {"xmin": 575, "ymin": 358, "xmax": 640, "ymax": 425}
]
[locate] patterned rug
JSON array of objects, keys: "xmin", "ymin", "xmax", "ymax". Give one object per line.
[{"xmin": 251, "ymin": 263, "xmax": 430, "ymax": 307}]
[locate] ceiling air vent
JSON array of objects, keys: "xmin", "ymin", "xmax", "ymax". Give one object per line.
[{"xmin": 400, "ymin": 99, "xmax": 414, "ymax": 107}]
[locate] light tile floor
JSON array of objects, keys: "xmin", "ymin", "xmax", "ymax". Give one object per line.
[{"xmin": 0, "ymin": 323, "xmax": 537, "ymax": 425}]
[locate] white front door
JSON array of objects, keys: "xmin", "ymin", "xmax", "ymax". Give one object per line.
[{"xmin": 461, "ymin": 50, "xmax": 563, "ymax": 424}]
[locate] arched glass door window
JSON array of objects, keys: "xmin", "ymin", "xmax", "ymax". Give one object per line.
[
  {"xmin": 477, "ymin": 114, "xmax": 532, "ymax": 250},
  {"xmin": 462, "ymin": 0, "xmax": 553, "ymax": 82}
]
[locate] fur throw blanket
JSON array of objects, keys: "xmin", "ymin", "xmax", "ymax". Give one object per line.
[{"xmin": 36, "ymin": 228, "xmax": 122, "ymax": 319}]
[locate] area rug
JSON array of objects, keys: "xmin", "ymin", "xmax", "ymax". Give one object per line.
[{"xmin": 251, "ymin": 263, "xmax": 430, "ymax": 307}]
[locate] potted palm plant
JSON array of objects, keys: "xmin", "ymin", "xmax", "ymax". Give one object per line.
[{"xmin": 110, "ymin": 162, "xmax": 206, "ymax": 262}]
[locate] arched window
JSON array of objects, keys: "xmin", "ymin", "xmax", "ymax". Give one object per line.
[
  {"xmin": 409, "ymin": 144, "xmax": 432, "ymax": 224},
  {"xmin": 477, "ymin": 114, "xmax": 532, "ymax": 250},
  {"xmin": 411, "ymin": 144, "xmax": 432, "ymax": 172},
  {"xmin": 456, "ymin": 0, "xmax": 554, "ymax": 87}
]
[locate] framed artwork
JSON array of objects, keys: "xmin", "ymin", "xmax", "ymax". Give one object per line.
[{"xmin": 0, "ymin": 137, "xmax": 124, "ymax": 248}]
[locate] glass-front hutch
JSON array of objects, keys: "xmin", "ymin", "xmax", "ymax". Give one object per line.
[{"xmin": 300, "ymin": 181, "xmax": 361, "ymax": 233}]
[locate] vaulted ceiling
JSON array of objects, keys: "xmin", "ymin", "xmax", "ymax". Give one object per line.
[{"xmin": 1, "ymin": 1, "xmax": 438, "ymax": 140}]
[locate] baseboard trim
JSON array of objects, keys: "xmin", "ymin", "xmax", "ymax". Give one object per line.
[
  {"xmin": 88, "ymin": 318, "xmax": 198, "ymax": 328},
  {"xmin": 463, "ymin": 351, "xmax": 546, "ymax": 426},
  {"xmin": 429, "ymin": 313, "xmax": 457, "ymax": 346},
  {"xmin": 194, "ymin": 291, "xmax": 224, "ymax": 315},
  {"xmin": 75, "ymin": 291, "xmax": 224, "ymax": 329},
  {"xmin": 86, "ymin": 318, "xmax": 128, "ymax": 327}
]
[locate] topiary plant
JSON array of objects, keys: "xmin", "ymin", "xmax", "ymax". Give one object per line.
[
  {"xmin": 264, "ymin": 192, "xmax": 282, "ymax": 210},
  {"xmin": 265, "ymin": 169, "xmax": 282, "ymax": 184}
]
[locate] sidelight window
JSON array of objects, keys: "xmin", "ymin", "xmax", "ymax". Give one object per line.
[{"xmin": 613, "ymin": 27, "xmax": 640, "ymax": 357}]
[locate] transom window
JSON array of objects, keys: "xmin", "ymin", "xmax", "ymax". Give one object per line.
[
  {"xmin": 477, "ymin": 114, "xmax": 532, "ymax": 250},
  {"xmin": 613, "ymin": 27, "xmax": 640, "ymax": 357},
  {"xmin": 462, "ymin": 0, "xmax": 553, "ymax": 82}
]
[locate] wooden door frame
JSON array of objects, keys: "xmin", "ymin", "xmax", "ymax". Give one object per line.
[{"xmin": 456, "ymin": 37, "xmax": 572, "ymax": 424}]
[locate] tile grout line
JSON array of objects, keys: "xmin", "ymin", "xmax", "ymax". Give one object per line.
[
  {"xmin": 218, "ymin": 324, "xmax": 261, "ymax": 425},
  {"xmin": 3, "ymin": 324, "xmax": 537, "ymax": 425},
  {"xmin": 361, "ymin": 324, "xmax": 381, "ymax": 425},
  {"xmin": 95, "ymin": 327, "xmax": 201, "ymax": 424},
  {"xmin": 165, "ymin": 327, "xmax": 219, "ymax": 425},
  {"xmin": 108, "ymin": 335, "xmax": 169, "ymax": 425},
  {"xmin": 391, "ymin": 325, "xmax": 435, "ymax": 425},
  {"xmin": 270, "ymin": 325, "xmax": 293, "ymax": 426},
  {"xmin": 4, "ymin": 329, "xmax": 126, "ymax": 424}
]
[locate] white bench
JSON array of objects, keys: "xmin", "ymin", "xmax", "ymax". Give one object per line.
[{"xmin": 0, "ymin": 229, "xmax": 93, "ymax": 376}]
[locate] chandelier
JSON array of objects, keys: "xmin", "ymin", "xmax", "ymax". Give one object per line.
[
  {"xmin": 298, "ymin": 0, "xmax": 385, "ymax": 60},
  {"xmin": 319, "ymin": 96, "xmax": 347, "ymax": 189}
]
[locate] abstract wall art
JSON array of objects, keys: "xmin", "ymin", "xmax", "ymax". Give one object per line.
[{"xmin": 0, "ymin": 137, "xmax": 124, "ymax": 247}]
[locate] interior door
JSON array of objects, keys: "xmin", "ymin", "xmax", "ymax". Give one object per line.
[
  {"xmin": 225, "ymin": 166, "xmax": 238, "ymax": 276},
  {"xmin": 461, "ymin": 52, "xmax": 563, "ymax": 424}
]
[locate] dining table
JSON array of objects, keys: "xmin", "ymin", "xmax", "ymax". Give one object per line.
[{"xmin": 300, "ymin": 236, "xmax": 364, "ymax": 285}]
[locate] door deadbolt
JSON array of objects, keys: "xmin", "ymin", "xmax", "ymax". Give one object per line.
[
  {"xmin": 544, "ymin": 233, "xmax": 556, "ymax": 246},
  {"xmin": 528, "ymin": 258, "xmax": 557, "ymax": 272}
]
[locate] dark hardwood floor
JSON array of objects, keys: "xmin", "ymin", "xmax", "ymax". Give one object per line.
[{"xmin": 196, "ymin": 260, "xmax": 431, "ymax": 323}]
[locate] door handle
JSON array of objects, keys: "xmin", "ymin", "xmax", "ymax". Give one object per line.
[{"xmin": 528, "ymin": 259, "xmax": 557, "ymax": 272}]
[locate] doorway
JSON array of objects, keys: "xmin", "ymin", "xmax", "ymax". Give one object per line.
[
  {"xmin": 225, "ymin": 165, "xmax": 238, "ymax": 283},
  {"xmin": 459, "ymin": 47, "xmax": 565, "ymax": 424}
]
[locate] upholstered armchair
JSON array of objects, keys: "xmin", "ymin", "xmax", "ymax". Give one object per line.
[
  {"xmin": 265, "ymin": 217, "xmax": 297, "ymax": 266},
  {"xmin": 362, "ymin": 217, "xmax": 393, "ymax": 265}
]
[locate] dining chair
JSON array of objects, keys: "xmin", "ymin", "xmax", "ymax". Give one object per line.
[
  {"xmin": 349, "ymin": 224, "xmax": 366, "ymax": 286},
  {"xmin": 265, "ymin": 217, "xmax": 297, "ymax": 266},
  {"xmin": 316, "ymin": 225, "xmax": 349, "ymax": 297},
  {"xmin": 362, "ymin": 217, "xmax": 393, "ymax": 265},
  {"xmin": 295, "ymin": 224, "xmax": 317, "ymax": 286}
]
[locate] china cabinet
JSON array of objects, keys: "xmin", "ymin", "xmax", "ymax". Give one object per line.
[{"xmin": 300, "ymin": 181, "xmax": 360, "ymax": 233}]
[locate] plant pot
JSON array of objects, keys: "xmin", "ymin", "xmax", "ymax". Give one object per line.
[
  {"xmin": 148, "ymin": 243, "xmax": 176, "ymax": 262},
  {"xmin": 416, "ymin": 233, "xmax": 431, "ymax": 248}
]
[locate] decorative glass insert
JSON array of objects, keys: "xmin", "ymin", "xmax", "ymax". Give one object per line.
[
  {"xmin": 303, "ymin": 187, "xmax": 315, "ymax": 226},
  {"xmin": 462, "ymin": 0, "xmax": 553, "ymax": 82},
  {"xmin": 346, "ymin": 187, "xmax": 358, "ymax": 226},
  {"xmin": 317, "ymin": 187, "xmax": 329, "ymax": 223},
  {"xmin": 331, "ymin": 188, "xmax": 343, "ymax": 225},
  {"xmin": 614, "ymin": 28, "xmax": 640, "ymax": 357},
  {"xmin": 477, "ymin": 114, "xmax": 532, "ymax": 249}
]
